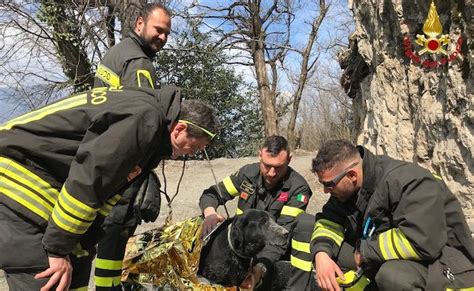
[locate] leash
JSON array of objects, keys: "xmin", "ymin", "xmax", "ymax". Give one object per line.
[
  {"xmin": 227, "ymin": 224, "xmax": 253, "ymax": 259},
  {"xmin": 203, "ymin": 148, "xmax": 230, "ymax": 218},
  {"xmin": 160, "ymin": 159, "xmax": 186, "ymax": 226}
]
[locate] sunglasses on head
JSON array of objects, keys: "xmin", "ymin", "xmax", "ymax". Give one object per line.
[
  {"xmin": 178, "ymin": 120, "xmax": 216, "ymax": 140},
  {"xmin": 320, "ymin": 161, "xmax": 359, "ymax": 189}
]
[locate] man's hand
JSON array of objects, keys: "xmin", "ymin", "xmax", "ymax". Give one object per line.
[
  {"xmin": 314, "ymin": 252, "xmax": 344, "ymax": 291},
  {"xmin": 201, "ymin": 207, "xmax": 224, "ymax": 238},
  {"xmin": 34, "ymin": 256, "xmax": 73, "ymax": 291},
  {"xmin": 239, "ymin": 263, "xmax": 266, "ymax": 289}
]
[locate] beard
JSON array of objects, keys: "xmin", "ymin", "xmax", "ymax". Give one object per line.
[{"xmin": 138, "ymin": 30, "xmax": 164, "ymax": 53}]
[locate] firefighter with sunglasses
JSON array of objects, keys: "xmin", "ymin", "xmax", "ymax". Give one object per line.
[{"xmin": 311, "ymin": 139, "xmax": 474, "ymax": 291}]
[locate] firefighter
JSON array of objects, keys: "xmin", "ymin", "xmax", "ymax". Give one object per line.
[
  {"xmin": 199, "ymin": 135, "xmax": 315, "ymax": 290},
  {"xmin": 0, "ymin": 86, "xmax": 217, "ymax": 291},
  {"xmin": 94, "ymin": 3, "xmax": 171, "ymax": 89},
  {"xmin": 93, "ymin": 3, "xmax": 172, "ymax": 290},
  {"xmin": 311, "ymin": 139, "xmax": 474, "ymax": 291}
]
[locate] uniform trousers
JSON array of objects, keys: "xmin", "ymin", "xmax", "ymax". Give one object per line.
[{"xmin": 0, "ymin": 202, "xmax": 95, "ymax": 291}]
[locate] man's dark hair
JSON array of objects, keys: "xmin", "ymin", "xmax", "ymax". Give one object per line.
[
  {"xmin": 179, "ymin": 100, "xmax": 218, "ymax": 141},
  {"xmin": 261, "ymin": 135, "xmax": 290, "ymax": 156},
  {"xmin": 312, "ymin": 139, "xmax": 359, "ymax": 172},
  {"xmin": 140, "ymin": 3, "xmax": 172, "ymax": 22}
]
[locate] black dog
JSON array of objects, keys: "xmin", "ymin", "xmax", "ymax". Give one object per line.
[{"xmin": 198, "ymin": 209, "xmax": 288, "ymax": 287}]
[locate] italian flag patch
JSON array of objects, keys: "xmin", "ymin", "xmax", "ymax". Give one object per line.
[{"xmin": 297, "ymin": 193, "xmax": 308, "ymax": 204}]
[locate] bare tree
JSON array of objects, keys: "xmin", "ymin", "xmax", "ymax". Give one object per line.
[
  {"xmin": 0, "ymin": 0, "xmax": 147, "ymax": 115},
  {"xmin": 184, "ymin": 0, "xmax": 329, "ymax": 147}
]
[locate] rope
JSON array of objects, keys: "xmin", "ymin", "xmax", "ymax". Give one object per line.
[{"xmin": 203, "ymin": 148, "xmax": 230, "ymax": 218}]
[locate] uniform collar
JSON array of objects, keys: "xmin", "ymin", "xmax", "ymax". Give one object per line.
[
  {"xmin": 354, "ymin": 146, "xmax": 378, "ymax": 212},
  {"xmin": 129, "ymin": 31, "xmax": 157, "ymax": 59}
]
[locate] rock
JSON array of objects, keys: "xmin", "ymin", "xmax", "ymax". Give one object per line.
[{"xmin": 340, "ymin": 0, "xmax": 473, "ymax": 216}]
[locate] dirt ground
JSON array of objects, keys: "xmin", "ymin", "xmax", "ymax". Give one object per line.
[{"xmin": 1, "ymin": 150, "xmax": 472, "ymax": 290}]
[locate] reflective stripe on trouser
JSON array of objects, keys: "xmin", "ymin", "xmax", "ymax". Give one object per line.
[
  {"xmin": 288, "ymin": 212, "xmax": 314, "ymax": 291},
  {"xmin": 95, "ymin": 222, "xmax": 136, "ymax": 290}
]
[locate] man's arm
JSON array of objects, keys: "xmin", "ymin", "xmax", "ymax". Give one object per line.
[
  {"xmin": 199, "ymin": 170, "xmax": 244, "ymax": 236},
  {"xmin": 359, "ymin": 169, "xmax": 447, "ymax": 265},
  {"xmin": 121, "ymin": 58, "xmax": 158, "ymax": 88},
  {"xmin": 311, "ymin": 199, "xmax": 347, "ymax": 291},
  {"xmin": 42, "ymin": 101, "xmax": 162, "ymax": 257}
]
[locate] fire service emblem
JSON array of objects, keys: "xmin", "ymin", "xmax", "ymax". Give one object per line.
[{"xmin": 403, "ymin": 1, "xmax": 463, "ymax": 69}]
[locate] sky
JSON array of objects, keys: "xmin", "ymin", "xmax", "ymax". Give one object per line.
[{"xmin": 0, "ymin": 0, "xmax": 354, "ymax": 123}]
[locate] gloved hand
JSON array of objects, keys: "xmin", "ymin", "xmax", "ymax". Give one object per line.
[
  {"xmin": 133, "ymin": 172, "xmax": 161, "ymax": 224},
  {"xmin": 202, "ymin": 211, "xmax": 224, "ymax": 238}
]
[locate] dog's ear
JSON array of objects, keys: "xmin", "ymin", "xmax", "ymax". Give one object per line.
[{"xmin": 231, "ymin": 222, "xmax": 244, "ymax": 251}]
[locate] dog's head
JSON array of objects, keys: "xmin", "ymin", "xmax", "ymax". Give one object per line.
[{"xmin": 230, "ymin": 209, "xmax": 289, "ymax": 258}]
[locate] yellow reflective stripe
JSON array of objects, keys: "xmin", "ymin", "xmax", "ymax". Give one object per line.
[
  {"xmin": 70, "ymin": 287, "xmax": 88, "ymax": 291},
  {"xmin": 312, "ymin": 219, "xmax": 344, "ymax": 246},
  {"xmin": 52, "ymin": 186, "xmax": 98, "ymax": 234},
  {"xmin": 95, "ymin": 275, "xmax": 122, "ymax": 287},
  {"xmin": 0, "ymin": 94, "xmax": 87, "ymax": 130},
  {"xmin": 223, "ymin": 176, "xmax": 239, "ymax": 197},
  {"xmin": 51, "ymin": 204, "xmax": 91, "ymax": 235},
  {"xmin": 379, "ymin": 231, "xmax": 397, "ymax": 260},
  {"xmin": 0, "ymin": 183, "xmax": 50, "ymax": 220},
  {"xmin": 291, "ymin": 239, "xmax": 311, "ymax": 253},
  {"xmin": 136, "ymin": 69, "xmax": 155, "ymax": 88},
  {"xmin": 98, "ymin": 194, "xmax": 121, "ymax": 216},
  {"xmin": 312, "ymin": 228, "xmax": 344, "ymax": 246},
  {"xmin": 95, "ymin": 64, "xmax": 120, "ymax": 87},
  {"xmin": 290, "ymin": 255, "xmax": 312, "ymax": 272},
  {"xmin": 391, "ymin": 228, "xmax": 420, "ymax": 260},
  {"xmin": 281, "ymin": 206, "xmax": 304, "ymax": 217},
  {"xmin": 95, "ymin": 258, "xmax": 123, "ymax": 270},
  {"xmin": 59, "ymin": 186, "xmax": 97, "ymax": 220},
  {"xmin": 432, "ymin": 173, "xmax": 442, "ymax": 180},
  {"xmin": 316, "ymin": 219, "xmax": 345, "ymax": 233},
  {"xmin": 236, "ymin": 208, "xmax": 243, "ymax": 215},
  {"xmin": 71, "ymin": 243, "xmax": 89, "ymax": 258},
  {"xmin": 447, "ymin": 288, "xmax": 474, "ymax": 291},
  {"xmin": 0, "ymin": 158, "xmax": 58, "ymax": 204}
]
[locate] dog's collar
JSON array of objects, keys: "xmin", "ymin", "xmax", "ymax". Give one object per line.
[{"xmin": 227, "ymin": 224, "xmax": 253, "ymax": 259}]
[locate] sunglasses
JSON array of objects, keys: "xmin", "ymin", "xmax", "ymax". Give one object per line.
[
  {"xmin": 178, "ymin": 119, "xmax": 216, "ymax": 140},
  {"xmin": 320, "ymin": 161, "xmax": 359, "ymax": 189}
]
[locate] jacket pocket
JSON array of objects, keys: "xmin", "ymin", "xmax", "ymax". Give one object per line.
[{"xmin": 439, "ymin": 245, "xmax": 474, "ymax": 275}]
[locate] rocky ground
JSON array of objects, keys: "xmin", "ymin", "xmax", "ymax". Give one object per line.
[{"xmin": 0, "ymin": 151, "xmax": 472, "ymax": 290}]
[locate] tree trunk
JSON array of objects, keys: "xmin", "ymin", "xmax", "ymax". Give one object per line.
[
  {"xmin": 248, "ymin": 1, "xmax": 278, "ymax": 137},
  {"xmin": 253, "ymin": 48, "xmax": 279, "ymax": 137},
  {"xmin": 41, "ymin": 0, "xmax": 94, "ymax": 90},
  {"xmin": 340, "ymin": 0, "xmax": 472, "ymax": 217}
]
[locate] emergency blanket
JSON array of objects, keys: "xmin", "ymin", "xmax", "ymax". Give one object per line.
[{"xmin": 122, "ymin": 216, "xmax": 237, "ymax": 290}]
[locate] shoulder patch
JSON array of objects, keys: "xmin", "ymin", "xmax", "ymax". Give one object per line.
[
  {"xmin": 296, "ymin": 193, "xmax": 309, "ymax": 204},
  {"xmin": 240, "ymin": 180, "xmax": 255, "ymax": 195},
  {"xmin": 277, "ymin": 192, "xmax": 289, "ymax": 202}
]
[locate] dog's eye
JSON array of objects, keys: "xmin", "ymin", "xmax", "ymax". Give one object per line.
[{"xmin": 260, "ymin": 217, "xmax": 268, "ymax": 225}]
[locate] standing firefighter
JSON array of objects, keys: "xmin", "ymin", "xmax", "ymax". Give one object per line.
[
  {"xmin": 0, "ymin": 86, "xmax": 217, "ymax": 291},
  {"xmin": 311, "ymin": 139, "xmax": 474, "ymax": 291},
  {"xmin": 93, "ymin": 3, "xmax": 172, "ymax": 290},
  {"xmin": 200, "ymin": 135, "xmax": 315, "ymax": 290}
]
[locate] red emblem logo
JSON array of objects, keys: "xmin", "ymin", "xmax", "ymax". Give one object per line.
[
  {"xmin": 403, "ymin": 2, "xmax": 463, "ymax": 69},
  {"xmin": 277, "ymin": 192, "xmax": 289, "ymax": 202}
]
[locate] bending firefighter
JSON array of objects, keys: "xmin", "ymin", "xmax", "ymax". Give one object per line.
[{"xmin": 0, "ymin": 85, "xmax": 217, "ymax": 291}]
